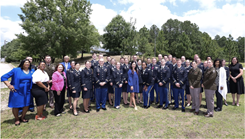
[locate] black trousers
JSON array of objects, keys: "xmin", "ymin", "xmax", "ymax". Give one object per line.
[
  {"xmin": 215, "ymin": 86, "xmax": 223, "ymax": 110},
  {"xmin": 53, "ymin": 86, "xmax": 66, "ymax": 115}
]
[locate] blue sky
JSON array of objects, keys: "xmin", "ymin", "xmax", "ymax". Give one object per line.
[{"xmin": 1, "ymin": 0, "xmax": 245, "ymax": 47}]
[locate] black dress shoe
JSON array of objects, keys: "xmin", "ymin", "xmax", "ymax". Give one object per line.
[
  {"xmin": 162, "ymin": 106, "xmax": 168, "ymax": 109},
  {"xmin": 182, "ymin": 109, "xmax": 185, "ymax": 112},
  {"xmin": 156, "ymin": 105, "xmax": 162, "ymax": 108},
  {"xmin": 96, "ymin": 109, "xmax": 100, "ymax": 112},
  {"xmin": 215, "ymin": 107, "xmax": 222, "ymax": 112},
  {"xmin": 155, "ymin": 102, "xmax": 159, "ymax": 105},
  {"xmin": 172, "ymin": 107, "xmax": 178, "ymax": 110},
  {"xmin": 102, "ymin": 108, "xmax": 107, "ymax": 110},
  {"xmin": 147, "ymin": 106, "xmax": 150, "ymax": 108}
]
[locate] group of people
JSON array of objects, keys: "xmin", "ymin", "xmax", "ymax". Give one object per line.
[{"xmin": 1, "ymin": 53, "xmax": 244, "ymax": 126}]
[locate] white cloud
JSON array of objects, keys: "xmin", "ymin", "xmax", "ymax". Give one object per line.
[
  {"xmin": 0, "ymin": 0, "xmax": 28, "ymax": 7},
  {"xmin": 182, "ymin": 3, "xmax": 245, "ymax": 38},
  {"xmin": 180, "ymin": 0, "xmax": 188, "ymax": 2},
  {"xmin": 0, "ymin": 17, "xmax": 24, "ymax": 46},
  {"xmin": 118, "ymin": 0, "xmax": 245, "ymax": 39},
  {"xmin": 90, "ymin": 4, "xmax": 118, "ymax": 34}
]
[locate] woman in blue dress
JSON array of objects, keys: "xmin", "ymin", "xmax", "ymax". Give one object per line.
[
  {"xmin": 127, "ymin": 61, "xmax": 139, "ymax": 110},
  {"xmin": 1, "ymin": 59, "xmax": 35, "ymax": 126}
]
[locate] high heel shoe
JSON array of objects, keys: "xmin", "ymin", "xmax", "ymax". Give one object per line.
[
  {"xmin": 84, "ymin": 110, "xmax": 90, "ymax": 113},
  {"xmin": 20, "ymin": 118, "xmax": 29, "ymax": 123},
  {"xmin": 15, "ymin": 120, "xmax": 20, "ymax": 126}
]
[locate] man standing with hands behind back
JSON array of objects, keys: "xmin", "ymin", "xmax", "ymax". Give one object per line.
[{"xmin": 44, "ymin": 55, "xmax": 56, "ymax": 109}]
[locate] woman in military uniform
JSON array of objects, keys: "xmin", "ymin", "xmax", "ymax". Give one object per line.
[
  {"xmin": 70, "ymin": 63, "xmax": 82, "ymax": 116},
  {"xmin": 108, "ymin": 58, "xmax": 116, "ymax": 106},
  {"xmin": 141, "ymin": 62, "xmax": 154, "ymax": 109},
  {"xmin": 112, "ymin": 62, "xmax": 124, "ymax": 109},
  {"xmin": 202, "ymin": 60, "xmax": 217, "ymax": 117},
  {"xmin": 188, "ymin": 61, "xmax": 202, "ymax": 115},
  {"xmin": 81, "ymin": 61, "xmax": 93, "ymax": 113}
]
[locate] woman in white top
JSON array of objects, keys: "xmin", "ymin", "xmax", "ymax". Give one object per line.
[{"xmin": 31, "ymin": 61, "xmax": 50, "ymax": 120}]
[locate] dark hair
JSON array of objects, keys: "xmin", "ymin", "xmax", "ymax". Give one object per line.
[
  {"xmin": 130, "ymin": 61, "xmax": 138, "ymax": 74},
  {"xmin": 120, "ymin": 57, "xmax": 124, "ymax": 60},
  {"xmin": 147, "ymin": 58, "xmax": 151, "ymax": 60},
  {"xmin": 75, "ymin": 62, "xmax": 80, "ymax": 66},
  {"xmin": 206, "ymin": 56, "xmax": 212, "ymax": 60},
  {"xmin": 55, "ymin": 64, "xmax": 65, "ymax": 72},
  {"xmin": 18, "ymin": 59, "xmax": 32, "ymax": 70},
  {"xmin": 85, "ymin": 61, "xmax": 90, "ymax": 65},
  {"xmin": 142, "ymin": 61, "xmax": 147, "ymax": 65},
  {"xmin": 38, "ymin": 61, "xmax": 46, "ymax": 65},
  {"xmin": 213, "ymin": 59, "xmax": 221, "ymax": 68},
  {"xmin": 92, "ymin": 53, "xmax": 97, "ymax": 55},
  {"xmin": 229, "ymin": 57, "xmax": 239, "ymax": 68}
]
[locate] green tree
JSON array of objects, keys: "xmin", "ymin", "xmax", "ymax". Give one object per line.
[
  {"xmin": 236, "ymin": 36, "xmax": 244, "ymax": 62},
  {"xmin": 156, "ymin": 30, "xmax": 168, "ymax": 56},
  {"xmin": 171, "ymin": 33, "xmax": 192, "ymax": 58},
  {"xmin": 224, "ymin": 34, "xmax": 238, "ymax": 61},
  {"xmin": 138, "ymin": 25, "xmax": 153, "ymax": 59},
  {"xmin": 103, "ymin": 15, "xmax": 131, "ymax": 55},
  {"xmin": 17, "ymin": 0, "xmax": 98, "ymax": 61}
]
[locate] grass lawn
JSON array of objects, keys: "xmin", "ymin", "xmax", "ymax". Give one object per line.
[{"xmin": 1, "ymin": 86, "xmax": 244, "ymax": 138}]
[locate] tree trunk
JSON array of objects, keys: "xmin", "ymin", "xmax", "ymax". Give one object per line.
[{"xmin": 81, "ymin": 51, "xmax": 83, "ymax": 59}]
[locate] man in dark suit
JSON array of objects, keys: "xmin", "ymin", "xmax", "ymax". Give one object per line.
[{"xmin": 157, "ymin": 54, "xmax": 163, "ymax": 65}]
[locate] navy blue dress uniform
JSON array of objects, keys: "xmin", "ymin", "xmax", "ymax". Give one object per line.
[
  {"xmin": 91, "ymin": 59, "xmax": 99, "ymax": 70},
  {"xmin": 172, "ymin": 66, "xmax": 187, "ymax": 111},
  {"xmin": 157, "ymin": 65, "xmax": 170, "ymax": 108},
  {"xmin": 185, "ymin": 66, "xmax": 192, "ymax": 96},
  {"xmin": 112, "ymin": 68, "xmax": 124, "ymax": 107},
  {"xmin": 137, "ymin": 66, "xmax": 143, "ymax": 93},
  {"xmin": 122, "ymin": 64, "xmax": 130, "ymax": 93},
  {"xmin": 181, "ymin": 62, "xmax": 186, "ymax": 67},
  {"xmin": 108, "ymin": 64, "xmax": 116, "ymax": 94},
  {"xmin": 66, "ymin": 68, "xmax": 75, "ymax": 98},
  {"xmin": 141, "ymin": 68, "xmax": 154, "ymax": 108},
  {"xmin": 150, "ymin": 64, "xmax": 160, "ymax": 104},
  {"xmin": 94, "ymin": 65, "xmax": 110, "ymax": 111},
  {"xmin": 69, "ymin": 69, "xmax": 82, "ymax": 98},
  {"xmin": 90, "ymin": 59, "xmax": 98, "ymax": 101},
  {"xmin": 81, "ymin": 67, "xmax": 94, "ymax": 99}
]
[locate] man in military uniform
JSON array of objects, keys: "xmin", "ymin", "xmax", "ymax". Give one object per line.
[
  {"xmin": 157, "ymin": 54, "xmax": 163, "ymax": 66},
  {"xmin": 44, "ymin": 55, "xmax": 56, "ymax": 109},
  {"xmin": 91, "ymin": 53, "xmax": 98, "ymax": 70},
  {"xmin": 146, "ymin": 58, "xmax": 152, "ymax": 69},
  {"xmin": 90, "ymin": 53, "xmax": 98, "ymax": 102},
  {"xmin": 150, "ymin": 57, "xmax": 160, "ymax": 104},
  {"xmin": 66, "ymin": 61, "xmax": 75, "ymax": 109},
  {"xmin": 157, "ymin": 59, "xmax": 170, "ymax": 109},
  {"xmin": 94, "ymin": 58, "xmax": 110, "ymax": 112},
  {"xmin": 172, "ymin": 59, "xmax": 187, "ymax": 112},
  {"xmin": 197, "ymin": 58, "xmax": 204, "ymax": 107},
  {"xmin": 202, "ymin": 60, "xmax": 217, "ymax": 117},
  {"xmin": 181, "ymin": 56, "xmax": 186, "ymax": 67}
]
